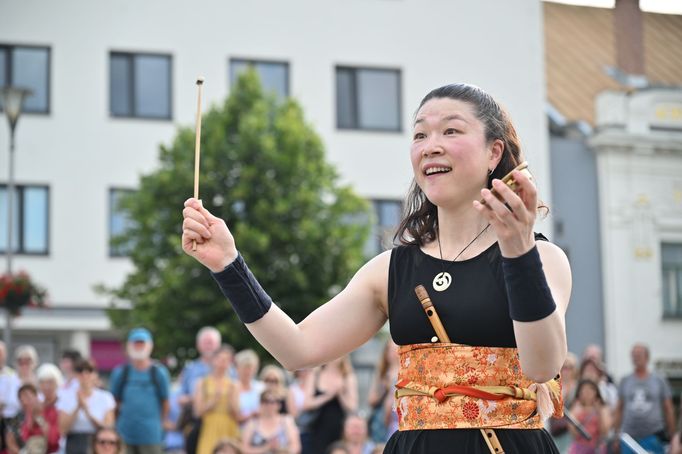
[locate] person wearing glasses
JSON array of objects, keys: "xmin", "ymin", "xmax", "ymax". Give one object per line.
[
  {"xmin": 92, "ymin": 427, "xmax": 123, "ymax": 454},
  {"xmin": 259, "ymin": 366, "xmax": 294, "ymax": 415},
  {"xmin": 241, "ymin": 390, "xmax": 300, "ymax": 454}
]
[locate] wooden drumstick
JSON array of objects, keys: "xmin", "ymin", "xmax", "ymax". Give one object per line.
[
  {"xmin": 415, "ymin": 285, "xmax": 451, "ymax": 343},
  {"xmin": 192, "ymin": 77, "xmax": 204, "ymax": 251}
]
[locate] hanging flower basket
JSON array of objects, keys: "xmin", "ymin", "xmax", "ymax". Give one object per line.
[{"xmin": 0, "ymin": 271, "xmax": 47, "ymax": 316}]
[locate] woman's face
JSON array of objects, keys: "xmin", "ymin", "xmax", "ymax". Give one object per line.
[
  {"xmin": 581, "ymin": 363, "xmax": 601, "ymax": 382},
  {"xmin": 238, "ymin": 362, "xmax": 257, "ymax": 381},
  {"xmin": 212, "ymin": 351, "xmax": 231, "ymax": 373},
  {"xmin": 259, "ymin": 394, "xmax": 280, "ymax": 415},
  {"xmin": 78, "ymin": 368, "xmax": 96, "ymax": 388},
  {"xmin": 17, "ymin": 356, "xmax": 35, "ymax": 374},
  {"xmin": 19, "ymin": 390, "xmax": 38, "ymax": 410},
  {"xmin": 94, "ymin": 429, "xmax": 120, "ymax": 454},
  {"xmin": 262, "ymin": 373, "xmax": 282, "ymax": 390},
  {"xmin": 39, "ymin": 378, "xmax": 57, "ymax": 399},
  {"xmin": 578, "ymin": 384, "xmax": 598, "ymax": 405},
  {"xmin": 410, "ymin": 98, "xmax": 498, "ymax": 208}
]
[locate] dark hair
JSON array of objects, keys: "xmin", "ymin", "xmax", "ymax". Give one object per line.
[
  {"xmin": 325, "ymin": 441, "xmax": 350, "ymax": 454},
  {"xmin": 92, "ymin": 427, "xmax": 121, "ymax": 452},
  {"xmin": 579, "ymin": 357, "xmax": 604, "ymax": 379},
  {"xmin": 259, "ymin": 389, "xmax": 278, "ymax": 403},
  {"xmin": 75, "ymin": 358, "xmax": 97, "ymax": 373},
  {"xmin": 214, "ymin": 344, "xmax": 235, "ymax": 358},
  {"xmin": 61, "ymin": 349, "xmax": 83, "ymax": 363},
  {"xmin": 575, "ymin": 378, "xmax": 604, "ymax": 405},
  {"xmin": 18, "ymin": 383, "xmax": 38, "ymax": 398},
  {"xmin": 394, "ymin": 83, "xmax": 525, "ymax": 246}
]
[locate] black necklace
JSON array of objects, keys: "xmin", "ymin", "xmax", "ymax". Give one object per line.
[{"xmin": 433, "ymin": 224, "xmax": 491, "ymax": 292}]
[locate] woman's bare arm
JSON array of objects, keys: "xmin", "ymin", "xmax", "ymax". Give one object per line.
[{"xmin": 182, "ymin": 199, "xmax": 390, "ymax": 371}]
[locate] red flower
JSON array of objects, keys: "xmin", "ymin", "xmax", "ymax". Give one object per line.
[
  {"xmin": 0, "ymin": 271, "xmax": 47, "ymax": 316},
  {"xmin": 462, "ymin": 401, "xmax": 479, "ymax": 420}
]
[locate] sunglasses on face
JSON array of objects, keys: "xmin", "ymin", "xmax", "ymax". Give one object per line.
[
  {"xmin": 261, "ymin": 398, "xmax": 279, "ymax": 404},
  {"xmin": 263, "ymin": 377, "xmax": 279, "ymax": 384}
]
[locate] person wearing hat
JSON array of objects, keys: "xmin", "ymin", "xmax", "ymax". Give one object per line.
[{"xmin": 109, "ymin": 328, "xmax": 171, "ymax": 454}]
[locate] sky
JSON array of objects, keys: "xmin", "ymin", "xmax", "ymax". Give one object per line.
[{"xmin": 544, "ymin": 0, "xmax": 682, "ymax": 14}]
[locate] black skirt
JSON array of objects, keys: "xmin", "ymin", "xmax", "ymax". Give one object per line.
[{"xmin": 384, "ymin": 428, "xmax": 560, "ymax": 453}]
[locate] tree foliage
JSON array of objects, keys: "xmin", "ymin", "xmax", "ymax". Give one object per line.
[{"xmin": 104, "ymin": 70, "xmax": 370, "ymax": 365}]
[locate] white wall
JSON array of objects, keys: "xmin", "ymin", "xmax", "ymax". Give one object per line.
[
  {"xmin": 0, "ymin": 0, "xmax": 548, "ymax": 317},
  {"xmin": 592, "ymin": 89, "xmax": 682, "ymax": 380}
]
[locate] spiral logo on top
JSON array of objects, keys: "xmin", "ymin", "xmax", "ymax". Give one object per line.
[{"xmin": 432, "ymin": 271, "xmax": 452, "ymax": 292}]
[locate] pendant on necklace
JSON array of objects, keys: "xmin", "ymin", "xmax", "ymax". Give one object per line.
[{"xmin": 433, "ymin": 272, "xmax": 452, "ymax": 292}]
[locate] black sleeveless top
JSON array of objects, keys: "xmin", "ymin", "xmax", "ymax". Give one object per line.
[
  {"xmin": 388, "ymin": 240, "xmax": 517, "ymax": 347},
  {"xmin": 383, "ymin": 236, "xmax": 560, "ymax": 454}
]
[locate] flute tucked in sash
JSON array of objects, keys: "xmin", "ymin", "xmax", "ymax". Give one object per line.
[{"xmin": 393, "ymin": 285, "xmax": 563, "ymax": 454}]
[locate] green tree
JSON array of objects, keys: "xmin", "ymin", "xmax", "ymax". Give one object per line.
[{"xmin": 104, "ymin": 70, "xmax": 370, "ymax": 365}]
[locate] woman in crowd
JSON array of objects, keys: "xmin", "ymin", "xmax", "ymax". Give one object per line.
[
  {"xmin": 195, "ymin": 346, "xmax": 240, "ymax": 454},
  {"xmin": 57, "ymin": 359, "xmax": 116, "ymax": 454},
  {"xmin": 6, "ymin": 383, "xmax": 60, "ymax": 454},
  {"xmin": 15, "ymin": 345, "xmax": 39, "ymax": 385},
  {"xmin": 259, "ymin": 365, "xmax": 294, "ymax": 415},
  {"xmin": 365, "ymin": 339, "xmax": 398, "ymax": 443},
  {"xmin": 241, "ymin": 390, "xmax": 300, "ymax": 454},
  {"xmin": 303, "ymin": 357, "xmax": 357, "ymax": 454},
  {"xmin": 92, "ymin": 427, "xmax": 123, "ymax": 454},
  {"xmin": 234, "ymin": 350, "xmax": 264, "ymax": 427},
  {"xmin": 567, "ymin": 379, "xmax": 611, "ymax": 454},
  {"xmin": 37, "ymin": 364, "xmax": 63, "ymax": 453}
]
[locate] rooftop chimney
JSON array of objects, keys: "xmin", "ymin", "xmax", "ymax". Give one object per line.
[{"xmin": 614, "ymin": 0, "xmax": 645, "ymax": 76}]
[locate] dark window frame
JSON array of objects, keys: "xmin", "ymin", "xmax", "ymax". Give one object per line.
[
  {"xmin": 109, "ymin": 51, "xmax": 173, "ymax": 120},
  {"xmin": 229, "ymin": 57, "xmax": 290, "ymax": 98},
  {"xmin": 108, "ymin": 187, "xmax": 136, "ymax": 258},
  {"xmin": 0, "ymin": 184, "xmax": 50, "ymax": 256},
  {"xmin": 662, "ymin": 242, "xmax": 682, "ymax": 319},
  {"xmin": 335, "ymin": 65, "xmax": 402, "ymax": 133},
  {"xmin": 0, "ymin": 43, "xmax": 51, "ymax": 115}
]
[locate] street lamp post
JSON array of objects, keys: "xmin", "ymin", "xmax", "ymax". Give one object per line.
[{"xmin": 1, "ymin": 86, "xmax": 31, "ymax": 351}]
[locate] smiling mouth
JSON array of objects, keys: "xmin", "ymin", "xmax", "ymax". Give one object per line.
[{"xmin": 424, "ymin": 166, "xmax": 452, "ymax": 176}]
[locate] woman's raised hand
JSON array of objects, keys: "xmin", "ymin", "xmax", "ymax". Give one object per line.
[
  {"xmin": 182, "ymin": 198, "xmax": 238, "ymax": 272},
  {"xmin": 473, "ymin": 170, "xmax": 537, "ymax": 258}
]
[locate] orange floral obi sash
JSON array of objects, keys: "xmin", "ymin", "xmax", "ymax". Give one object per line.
[{"xmin": 395, "ymin": 342, "xmax": 563, "ymax": 431}]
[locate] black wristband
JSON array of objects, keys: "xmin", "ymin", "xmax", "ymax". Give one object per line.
[
  {"xmin": 211, "ymin": 253, "xmax": 272, "ymax": 324},
  {"xmin": 501, "ymin": 245, "xmax": 557, "ymax": 322}
]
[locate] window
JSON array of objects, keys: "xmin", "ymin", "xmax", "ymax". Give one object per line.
[
  {"xmin": 110, "ymin": 52, "xmax": 172, "ymax": 119},
  {"xmin": 365, "ymin": 199, "xmax": 402, "ymax": 256},
  {"xmin": 230, "ymin": 58, "xmax": 289, "ymax": 99},
  {"xmin": 0, "ymin": 45, "xmax": 50, "ymax": 113},
  {"xmin": 109, "ymin": 189, "xmax": 135, "ymax": 257},
  {"xmin": 336, "ymin": 66, "xmax": 401, "ymax": 131},
  {"xmin": 0, "ymin": 185, "xmax": 49, "ymax": 255},
  {"xmin": 662, "ymin": 242, "xmax": 682, "ymax": 318}
]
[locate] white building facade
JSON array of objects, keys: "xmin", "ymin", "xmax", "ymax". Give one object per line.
[
  {"xmin": 592, "ymin": 88, "xmax": 682, "ymax": 381},
  {"xmin": 0, "ymin": 0, "xmax": 549, "ymax": 365}
]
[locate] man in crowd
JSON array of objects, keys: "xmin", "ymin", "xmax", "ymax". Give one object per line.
[
  {"xmin": 614, "ymin": 343, "xmax": 676, "ymax": 454},
  {"xmin": 178, "ymin": 326, "xmax": 223, "ymax": 454},
  {"xmin": 110, "ymin": 328, "xmax": 171, "ymax": 454}
]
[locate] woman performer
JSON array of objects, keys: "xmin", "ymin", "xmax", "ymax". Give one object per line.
[{"xmin": 181, "ymin": 83, "xmax": 571, "ymax": 453}]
